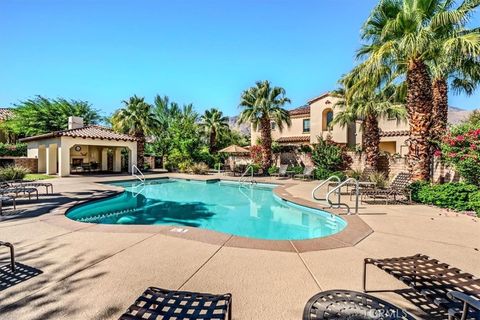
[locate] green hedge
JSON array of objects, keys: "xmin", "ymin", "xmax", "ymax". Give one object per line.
[
  {"xmin": 0, "ymin": 143, "xmax": 27, "ymax": 157},
  {"xmin": 410, "ymin": 182, "xmax": 480, "ymax": 215}
]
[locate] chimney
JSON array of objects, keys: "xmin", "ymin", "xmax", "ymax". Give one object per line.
[{"xmin": 68, "ymin": 116, "xmax": 84, "ymax": 130}]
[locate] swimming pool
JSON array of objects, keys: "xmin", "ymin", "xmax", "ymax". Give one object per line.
[{"xmin": 66, "ymin": 179, "xmax": 347, "ymax": 240}]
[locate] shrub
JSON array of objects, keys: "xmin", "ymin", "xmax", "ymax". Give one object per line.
[
  {"xmin": 249, "ymin": 163, "xmax": 261, "ymax": 174},
  {"xmin": 214, "ymin": 163, "xmax": 222, "ymax": 171},
  {"xmin": 346, "ymin": 169, "xmax": 363, "ymax": 180},
  {"xmin": 368, "ymin": 171, "xmax": 387, "ymax": 188},
  {"xmin": 0, "ymin": 165, "xmax": 30, "ymax": 181},
  {"xmin": 409, "ymin": 181, "xmax": 430, "ymax": 202},
  {"xmin": 439, "ymin": 128, "xmax": 480, "ymax": 186},
  {"xmin": 290, "ymin": 165, "xmax": 304, "ymax": 174},
  {"xmin": 268, "ymin": 166, "xmax": 279, "ymax": 175},
  {"xmin": 178, "ymin": 161, "xmax": 192, "ymax": 173},
  {"xmin": 469, "ymin": 191, "xmax": 480, "ymax": 215},
  {"xmin": 0, "ymin": 143, "xmax": 27, "ymax": 157},
  {"xmin": 416, "ymin": 182, "xmax": 478, "ymax": 212},
  {"xmin": 311, "ymin": 137, "xmax": 352, "ymax": 179},
  {"xmin": 190, "ymin": 162, "xmax": 209, "ymax": 175}
]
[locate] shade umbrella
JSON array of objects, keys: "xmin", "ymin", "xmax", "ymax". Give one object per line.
[{"xmin": 218, "ymin": 145, "xmax": 250, "ymax": 173}]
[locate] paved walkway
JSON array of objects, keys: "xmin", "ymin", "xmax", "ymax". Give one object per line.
[{"xmin": 0, "ymin": 173, "xmax": 479, "ymax": 320}]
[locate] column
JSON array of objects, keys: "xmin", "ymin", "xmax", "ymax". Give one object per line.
[
  {"xmin": 58, "ymin": 143, "xmax": 71, "ymax": 177},
  {"xmin": 101, "ymin": 148, "xmax": 108, "ymax": 171},
  {"xmin": 46, "ymin": 144, "xmax": 58, "ymax": 175},
  {"xmin": 113, "ymin": 148, "xmax": 122, "ymax": 172},
  {"xmin": 38, "ymin": 146, "xmax": 47, "ymax": 173}
]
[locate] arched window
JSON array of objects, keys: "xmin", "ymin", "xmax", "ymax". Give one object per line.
[{"xmin": 322, "ymin": 108, "xmax": 334, "ymax": 131}]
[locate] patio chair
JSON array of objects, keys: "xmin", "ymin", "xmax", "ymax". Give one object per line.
[
  {"xmin": 303, "ymin": 289, "xmax": 415, "ymax": 319},
  {"xmin": 0, "ymin": 195, "xmax": 16, "ymax": 215},
  {"xmin": 359, "ymin": 172, "xmax": 412, "ymax": 204},
  {"xmin": 0, "ymin": 241, "xmax": 15, "ymax": 272},
  {"xmin": 270, "ymin": 164, "xmax": 288, "ymax": 178},
  {"xmin": 364, "ymin": 254, "xmax": 480, "ymax": 320},
  {"xmin": 119, "ymin": 287, "xmax": 232, "ymax": 320},
  {"xmin": 329, "ymin": 167, "xmax": 377, "ymax": 192},
  {"xmin": 294, "ymin": 166, "xmax": 315, "ymax": 180}
]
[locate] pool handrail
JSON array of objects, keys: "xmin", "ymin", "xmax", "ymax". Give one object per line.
[
  {"xmin": 132, "ymin": 165, "xmax": 145, "ymax": 183},
  {"xmin": 239, "ymin": 165, "xmax": 256, "ymax": 185},
  {"xmin": 326, "ymin": 178, "xmax": 359, "ymax": 215},
  {"xmin": 311, "ymin": 176, "xmax": 341, "ymax": 202}
]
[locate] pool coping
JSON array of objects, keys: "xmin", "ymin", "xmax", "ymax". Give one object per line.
[{"xmin": 47, "ymin": 175, "xmax": 373, "ymax": 253}]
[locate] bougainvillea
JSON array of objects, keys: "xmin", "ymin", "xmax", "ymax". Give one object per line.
[
  {"xmin": 249, "ymin": 145, "xmax": 263, "ymax": 165},
  {"xmin": 439, "ymin": 128, "xmax": 480, "ymax": 186}
]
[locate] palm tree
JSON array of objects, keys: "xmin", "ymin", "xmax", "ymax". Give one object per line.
[
  {"xmin": 200, "ymin": 108, "xmax": 229, "ymax": 153},
  {"xmin": 237, "ymin": 80, "xmax": 291, "ymax": 170},
  {"xmin": 358, "ymin": 0, "xmax": 480, "ymax": 181},
  {"xmin": 111, "ymin": 95, "xmax": 159, "ymax": 168},
  {"xmin": 333, "ymin": 65, "xmax": 406, "ymax": 169}
]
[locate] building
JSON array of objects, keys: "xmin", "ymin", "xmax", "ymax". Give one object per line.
[
  {"xmin": 251, "ymin": 92, "xmax": 409, "ymax": 156},
  {"xmin": 20, "ymin": 117, "xmax": 138, "ymax": 177}
]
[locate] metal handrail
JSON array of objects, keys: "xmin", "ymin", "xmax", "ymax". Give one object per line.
[
  {"xmin": 311, "ymin": 175, "xmax": 341, "ymax": 201},
  {"xmin": 326, "ymin": 178, "xmax": 359, "ymax": 215},
  {"xmin": 132, "ymin": 165, "xmax": 145, "ymax": 183},
  {"xmin": 239, "ymin": 165, "xmax": 255, "ymax": 185}
]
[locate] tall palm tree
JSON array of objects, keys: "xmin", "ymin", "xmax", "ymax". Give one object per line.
[
  {"xmin": 200, "ymin": 108, "xmax": 229, "ymax": 153},
  {"xmin": 238, "ymin": 80, "xmax": 291, "ymax": 170},
  {"xmin": 111, "ymin": 95, "xmax": 159, "ymax": 168},
  {"xmin": 333, "ymin": 65, "xmax": 406, "ymax": 169},
  {"xmin": 358, "ymin": 0, "xmax": 480, "ymax": 181}
]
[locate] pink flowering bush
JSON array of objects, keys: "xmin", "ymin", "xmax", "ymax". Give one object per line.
[{"xmin": 440, "ymin": 128, "xmax": 480, "ymax": 186}]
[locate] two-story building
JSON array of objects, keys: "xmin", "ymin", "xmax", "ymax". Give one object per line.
[{"xmin": 251, "ymin": 92, "xmax": 409, "ymax": 156}]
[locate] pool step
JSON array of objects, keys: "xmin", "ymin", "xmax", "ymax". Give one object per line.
[{"xmin": 77, "ymin": 207, "xmax": 139, "ymax": 222}]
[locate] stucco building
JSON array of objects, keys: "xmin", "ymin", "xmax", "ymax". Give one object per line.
[
  {"xmin": 20, "ymin": 117, "xmax": 138, "ymax": 177},
  {"xmin": 251, "ymin": 92, "xmax": 409, "ymax": 156}
]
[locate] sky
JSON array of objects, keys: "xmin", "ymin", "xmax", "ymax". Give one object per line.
[{"xmin": 1, "ymin": 0, "xmax": 479, "ymax": 117}]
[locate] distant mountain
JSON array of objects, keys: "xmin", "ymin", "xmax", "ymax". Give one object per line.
[
  {"xmin": 448, "ymin": 106, "xmax": 474, "ymax": 124},
  {"xmin": 228, "ymin": 116, "xmax": 250, "ymax": 136}
]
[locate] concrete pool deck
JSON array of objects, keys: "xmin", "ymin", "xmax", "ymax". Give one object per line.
[{"xmin": 0, "ymin": 173, "xmax": 479, "ymax": 319}]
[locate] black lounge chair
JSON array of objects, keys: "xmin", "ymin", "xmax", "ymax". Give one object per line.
[
  {"xmin": 0, "ymin": 241, "xmax": 15, "ymax": 272},
  {"xmin": 119, "ymin": 287, "xmax": 232, "ymax": 320},
  {"xmin": 358, "ymin": 172, "xmax": 412, "ymax": 204},
  {"xmin": 0, "ymin": 195, "xmax": 16, "ymax": 215},
  {"xmin": 329, "ymin": 167, "xmax": 377, "ymax": 192},
  {"xmin": 364, "ymin": 254, "xmax": 480, "ymax": 320},
  {"xmin": 303, "ymin": 289, "xmax": 415, "ymax": 319},
  {"xmin": 15, "ymin": 180, "xmax": 53, "ymax": 195}
]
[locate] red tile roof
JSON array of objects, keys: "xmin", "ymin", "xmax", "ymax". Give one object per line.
[
  {"xmin": 276, "ymin": 136, "xmax": 310, "ymax": 143},
  {"xmin": 289, "ymin": 105, "xmax": 310, "ymax": 116},
  {"xmin": 0, "ymin": 108, "xmax": 13, "ymax": 121},
  {"xmin": 20, "ymin": 125, "xmax": 138, "ymax": 142},
  {"xmin": 379, "ymin": 130, "xmax": 409, "ymax": 137}
]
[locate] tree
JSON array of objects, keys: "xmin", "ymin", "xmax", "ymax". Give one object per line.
[
  {"xmin": 3, "ymin": 96, "xmax": 101, "ymax": 137},
  {"xmin": 358, "ymin": 0, "xmax": 480, "ymax": 181},
  {"xmin": 237, "ymin": 80, "xmax": 291, "ymax": 170},
  {"xmin": 111, "ymin": 95, "xmax": 159, "ymax": 168},
  {"xmin": 333, "ymin": 64, "xmax": 406, "ymax": 169},
  {"xmin": 200, "ymin": 108, "xmax": 229, "ymax": 153}
]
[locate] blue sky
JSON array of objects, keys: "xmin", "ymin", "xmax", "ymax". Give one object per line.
[{"xmin": 1, "ymin": 0, "xmax": 479, "ymax": 116}]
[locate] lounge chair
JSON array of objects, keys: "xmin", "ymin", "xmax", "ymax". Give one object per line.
[
  {"xmin": 364, "ymin": 254, "xmax": 480, "ymax": 320},
  {"xmin": 303, "ymin": 289, "xmax": 415, "ymax": 319},
  {"xmin": 294, "ymin": 166, "xmax": 315, "ymax": 180},
  {"xmin": 0, "ymin": 241, "xmax": 15, "ymax": 272},
  {"xmin": 0, "ymin": 183, "xmax": 39, "ymax": 200},
  {"xmin": 14, "ymin": 179, "xmax": 53, "ymax": 195},
  {"xmin": 359, "ymin": 172, "xmax": 412, "ymax": 204},
  {"xmin": 329, "ymin": 167, "xmax": 377, "ymax": 192},
  {"xmin": 0, "ymin": 195, "xmax": 16, "ymax": 215},
  {"xmin": 270, "ymin": 164, "xmax": 288, "ymax": 178},
  {"xmin": 119, "ymin": 287, "xmax": 232, "ymax": 320}
]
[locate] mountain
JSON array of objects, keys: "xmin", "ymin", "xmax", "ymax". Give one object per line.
[
  {"xmin": 228, "ymin": 116, "xmax": 251, "ymax": 136},
  {"xmin": 448, "ymin": 106, "xmax": 474, "ymax": 124}
]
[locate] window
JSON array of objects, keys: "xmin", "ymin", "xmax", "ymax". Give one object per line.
[
  {"xmin": 303, "ymin": 119, "xmax": 310, "ymax": 133},
  {"xmin": 326, "ymin": 111, "xmax": 334, "ymax": 127},
  {"xmin": 271, "ymin": 122, "xmax": 276, "ymax": 130}
]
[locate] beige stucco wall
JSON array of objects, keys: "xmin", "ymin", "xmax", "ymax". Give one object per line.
[
  {"xmin": 250, "ymin": 115, "xmax": 310, "ymax": 145},
  {"xmin": 26, "ymin": 136, "xmax": 137, "ymax": 177}
]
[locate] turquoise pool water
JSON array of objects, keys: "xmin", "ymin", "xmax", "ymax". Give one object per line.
[{"xmin": 66, "ymin": 179, "xmax": 347, "ymax": 240}]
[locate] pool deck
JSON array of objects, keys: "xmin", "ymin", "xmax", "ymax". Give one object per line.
[{"xmin": 0, "ymin": 173, "xmax": 479, "ymax": 319}]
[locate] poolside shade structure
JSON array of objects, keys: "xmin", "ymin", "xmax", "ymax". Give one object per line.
[
  {"xmin": 119, "ymin": 287, "xmax": 232, "ymax": 320},
  {"xmin": 218, "ymin": 145, "xmax": 249, "ymax": 154},
  {"xmin": 303, "ymin": 290, "xmax": 415, "ymax": 319}
]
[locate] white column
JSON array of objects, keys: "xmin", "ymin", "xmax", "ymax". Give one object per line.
[
  {"xmin": 113, "ymin": 148, "xmax": 122, "ymax": 172},
  {"xmin": 38, "ymin": 146, "xmax": 47, "ymax": 173},
  {"xmin": 46, "ymin": 144, "xmax": 58, "ymax": 175},
  {"xmin": 101, "ymin": 148, "xmax": 108, "ymax": 171},
  {"xmin": 58, "ymin": 143, "xmax": 71, "ymax": 177}
]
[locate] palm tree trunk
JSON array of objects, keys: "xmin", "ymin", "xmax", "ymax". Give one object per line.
[
  {"xmin": 260, "ymin": 116, "xmax": 273, "ymax": 171},
  {"xmin": 209, "ymin": 129, "xmax": 216, "ymax": 154},
  {"xmin": 136, "ymin": 133, "xmax": 145, "ymax": 169},
  {"xmin": 431, "ymin": 77, "xmax": 448, "ymax": 142},
  {"xmin": 363, "ymin": 113, "xmax": 380, "ymax": 170},
  {"xmin": 406, "ymin": 58, "xmax": 433, "ymax": 181}
]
